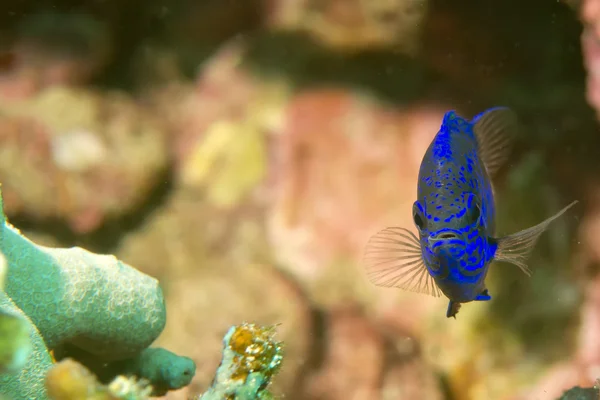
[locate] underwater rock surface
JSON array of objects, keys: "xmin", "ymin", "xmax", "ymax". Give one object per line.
[
  {"xmin": 0, "ymin": 86, "xmax": 169, "ymax": 233},
  {"xmin": 265, "ymin": 0, "xmax": 428, "ymax": 54}
]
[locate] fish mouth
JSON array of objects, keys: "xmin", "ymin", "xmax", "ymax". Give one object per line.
[
  {"xmin": 428, "ymin": 231, "xmax": 462, "ymax": 247},
  {"xmin": 438, "ymin": 232, "xmax": 460, "ymax": 240}
]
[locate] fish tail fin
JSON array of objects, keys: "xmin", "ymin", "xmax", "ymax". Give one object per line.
[
  {"xmin": 471, "ymin": 107, "xmax": 519, "ymax": 177},
  {"xmin": 493, "ymin": 200, "xmax": 578, "ymax": 276}
]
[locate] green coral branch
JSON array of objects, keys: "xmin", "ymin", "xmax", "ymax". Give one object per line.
[
  {"xmin": 0, "ymin": 252, "xmax": 33, "ymax": 375},
  {"xmin": 0, "ymin": 184, "xmax": 194, "ymax": 399},
  {"xmin": 0, "ymin": 247, "xmax": 53, "ymax": 399}
]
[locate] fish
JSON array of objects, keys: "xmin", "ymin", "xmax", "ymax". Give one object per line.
[{"xmin": 362, "ymin": 107, "xmax": 578, "ymax": 318}]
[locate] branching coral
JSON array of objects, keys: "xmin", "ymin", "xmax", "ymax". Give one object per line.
[
  {"xmin": 0, "ymin": 248, "xmax": 53, "ymax": 399},
  {"xmin": 197, "ymin": 323, "xmax": 284, "ymax": 400},
  {"xmin": 66, "ymin": 346, "xmax": 196, "ymax": 397},
  {"xmin": 0, "ymin": 182, "xmax": 284, "ymax": 399},
  {"xmin": 0, "ymin": 253, "xmax": 32, "ymax": 376},
  {"xmin": 45, "ymin": 324, "xmax": 285, "ymax": 400},
  {"xmin": 0, "ymin": 184, "xmax": 195, "ymax": 399},
  {"xmin": 45, "ymin": 358, "xmax": 153, "ymax": 400},
  {"xmin": 2, "ymin": 223, "xmax": 167, "ymax": 359}
]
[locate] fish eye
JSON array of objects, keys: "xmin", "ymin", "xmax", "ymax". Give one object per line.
[
  {"xmin": 471, "ymin": 203, "xmax": 481, "ymax": 223},
  {"xmin": 412, "ymin": 202, "xmax": 426, "ymax": 231}
]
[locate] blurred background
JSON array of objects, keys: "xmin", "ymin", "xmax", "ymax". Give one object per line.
[{"xmin": 0, "ymin": 0, "xmax": 598, "ymax": 398}]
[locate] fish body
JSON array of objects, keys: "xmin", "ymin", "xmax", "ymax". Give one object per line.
[{"xmin": 363, "ymin": 107, "xmax": 577, "ymax": 318}]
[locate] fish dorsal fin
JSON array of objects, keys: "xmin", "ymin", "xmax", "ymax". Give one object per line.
[
  {"xmin": 494, "ymin": 200, "xmax": 578, "ymax": 276},
  {"xmin": 362, "ymin": 227, "xmax": 442, "ymax": 297},
  {"xmin": 471, "ymin": 107, "xmax": 519, "ymax": 177}
]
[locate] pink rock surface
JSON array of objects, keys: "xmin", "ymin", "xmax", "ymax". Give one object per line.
[
  {"xmin": 300, "ymin": 304, "xmax": 442, "ymax": 400},
  {"xmin": 582, "ymin": 0, "xmax": 600, "ymax": 118},
  {"xmin": 267, "ymin": 88, "xmax": 447, "ymax": 280}
]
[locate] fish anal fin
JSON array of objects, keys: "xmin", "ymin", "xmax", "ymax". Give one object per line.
[
  {"xmin": 494, "ymin": 200, "xmax": 578, "ymax": 275},
  {"xmin": 446, "ymin": 300, "xmax": 461, "ymax": 318},
  {"xmin": 362, "ymin": 227, "xmax": 442, "ymax": 298},
  {"xmin": 475, "ymin": 289, "xmax": 491, "ymax": 301},
  {"xmin": 471, "ymin": 107, "xmax": 519, "ymax": 177}
]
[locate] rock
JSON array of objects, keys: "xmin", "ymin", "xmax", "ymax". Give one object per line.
[
  {"xmin": 170, "ymin": 41, "xmax": 289, "ymax": 209},
  {"xmin": 299, "ymin": 304, "xmax": 443, "ymax": 400},
  {"xmin": 0, "ymin": 86, "xmax": 169, "ymax": 233},
  {"xmin": 581, "ymin": 0, "xmax": 600, "ymax": 119},
  {"xmin": 265, "ymin": 0, "xmax": 428, "ymax": 54},
  {"xmin": 0, "ymin": 12, "xmax": 111, "ymax": 99},
  {"xmin": 267, "ymin": 88, "xmax": 445, "ymax": 280}
]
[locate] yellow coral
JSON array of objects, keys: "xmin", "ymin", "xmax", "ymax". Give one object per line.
[
  {"xmin": 45, "ymin": 358, "xmax": 103, "ymax": 400},
  {"xmin": 179, "ymin": 82, "xmax": 288, "ymax": 209},
  {"xmin": 227, "ymin": 323, "xmax": 283, "ymax": 381},
  {"xmin": 45, "ymin": 358, "xmax": 153, "ymax": 400}
]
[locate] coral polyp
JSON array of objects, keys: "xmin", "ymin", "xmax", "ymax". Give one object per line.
[{"xmin": 198, "ymin": 323, "xmax": 284, "ymax": 400}]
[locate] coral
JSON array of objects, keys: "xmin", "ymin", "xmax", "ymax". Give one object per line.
[
  {"xmin": 52, "ymin": 343, "xmax": 196, "ymax": 397},
  {"xmin": 115, "ymin": 348, "xmax": 195, "ymax": 396},
  {"xmin": 118, "ymin": 191, "xmax": 312, "ymax": 395},
  {"xmin": 0, "ymin": 300, "xmax": 32, "ymax": 376},
  {"xmin": 0, "ymin": 190, "xmax": 166, "ymax": 357},
  {"xmin": 0, "ymin": 284, "xmax": 53, "ymax": 399},
  {"xmin": 196, "ymin": 323, "xmax": 283, "ymax": 400},
  {"xmin": 0, "ymin": 237, "xmax": 53, "ymax": 400},
  {"xmin": 106, "ymin": 376, "xmax": 152, "ymax": 400},
  {"xmin": 0, "ymin": 185, "xmax": 195, "ymax": 399},
  {"xmin": 0, "ymin": 253, "xmax": 32, "ymax": 376},
  {"xmin": 91, "ymin": 347, "xmax": 196, "ymax": 397},
  {"xmin": 46, "ymin": 358, "xmax": 105, "ymax": 400},
  {"xmin": 45, "ymin": 358, "xmax": 153, "ymax": 400}
]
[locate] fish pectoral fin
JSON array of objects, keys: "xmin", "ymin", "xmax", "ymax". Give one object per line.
[
  {"xmin": 362, "ymin": 227, "xmax": 443, "ymax": 298},
  {"xmin": 446, "ymin": 301, "xmax": 461, "ymax": 318},
  {"xmin": 494, "ymin": 200, "xmax": 578, "ymax": 276},
  {"xmin": 471, "ymin": 107, "xmax": 518, "ymax": 177}
]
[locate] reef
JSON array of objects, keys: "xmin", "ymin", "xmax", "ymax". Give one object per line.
[
  {"xmin": 195, "ymin": 323, "xmax": 284, "ymax": 400},
  {"xmin": 0, "ymin": 184, "xmax": 195, "ymax": 399},
  {"xmin": 0, "ymin": 0, "xmax": 593, "ymax": 398},
  {"xmin": 45, "ymin": 358, "xmax": 154, "ymax": 400}
]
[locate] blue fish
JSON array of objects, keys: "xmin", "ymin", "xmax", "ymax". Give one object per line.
[{"xmin": 363, "ymin": 107, "xmax": 577, "ymax": 318}]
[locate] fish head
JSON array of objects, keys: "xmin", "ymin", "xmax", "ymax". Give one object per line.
[{"xmin": 412, "ymin": 192, "xmax": 491, "ymax": 277}]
